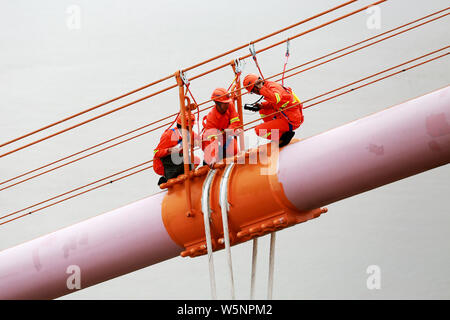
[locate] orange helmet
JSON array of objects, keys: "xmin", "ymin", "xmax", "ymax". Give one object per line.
[
  {"xmin": 211, "ymin": 88, "xmax": 232, "ymax": 103},
  {"xmin": 243, "ymin": 74, "xmax": 259, "ymax": 92},
  {"xmin": 177, "ymin": 112, "xmax": 196, "ymax": 126}
]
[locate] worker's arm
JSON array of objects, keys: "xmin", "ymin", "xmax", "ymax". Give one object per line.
[
  {"xmin": 259, "ymin": 82, "xmax": 291, "ymax": 110},
  {"xmin": 192, "ymin": 131, "xmax": 205, "ymax": 148},
  {"xmin": 202, "ymin": 113, "xmax": 222, "ymax": 141},
  {"xmin": 227, "ymin": 104, "xmax": 242, "ymax": 131},
  {"xmin": 153, "ymin": 130, "xmax": 179, "ymax": 158}
]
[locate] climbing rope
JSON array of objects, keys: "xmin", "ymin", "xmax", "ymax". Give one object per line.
[
  {"xmin": 281, "ymin": 39, "xmax": 290, "ymax": 87},
  {"xmin": 181, "ymin": 71, "xmax": 201, "ymax": 135},
  {"xmin": 250, "ymin": 238, "xmax": 258, "ymax": 299},
  {"xmin": 249, "ymin": 43, "xmax": 265, "ymax": 80},
  {"xmin": 0, "ymin": 162, "xmax": 154, "ymax": 226},
  {"xmin": 219, "ymin": 163, "xmax": 236, "ymax": 299},
  {"xmin": 201, "ymin": 169, "xmax": 218, "ymax": 299},
  {"xmin": 267, "ymin": 233, "xmax": 276, "ymax": 300}
]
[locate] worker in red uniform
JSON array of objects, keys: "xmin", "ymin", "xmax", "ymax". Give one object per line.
[
  {"xmin": 202, "ymin": 87, "xmax": 242, "ymax": 166},
  {"xmin": 243, "ymin": 73, "xmax": 304, "ymax": 147},
  {"xmin": 153, "ymin": 112, "xmax": 199, "ymax": 185}
]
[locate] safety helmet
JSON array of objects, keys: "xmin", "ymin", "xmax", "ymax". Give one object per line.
[
  {"xmin": 176, "ymin": 112, "xmax": 196, "ymax": 126},
  {"xmin": 243, "ymin": 73, "xmax": 259, "ymax": 92},
  {"xmin": 211, "ymin": 88, "xmax": 232, "ymax": 104}
]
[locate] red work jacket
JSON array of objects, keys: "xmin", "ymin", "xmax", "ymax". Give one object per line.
[
  {"xmin": 259, "ymin": 80, "xmax": 303, "ymax": 127},
  {"xmin": 153, "ymin": 127, "xmax": 196, "ymax": 176},
  {"xmin": 203, "ymin": 102, "xmax": 241, "ymax": 141}
]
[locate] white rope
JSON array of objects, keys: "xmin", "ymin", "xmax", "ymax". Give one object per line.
[
  {"xmin": 219, "ymin": 163, "xmax": 236, "ymax": 299},
  {"xmin": 201, "ymin": 169, "xmax": 218, "ymax": 299},
  {"xmin": 250, "ymin": 238, "xmax": 258, "ymax": 299},
  {"xmin": 267, "ymin": 232, "xmax": 276, "ymax": 300}
]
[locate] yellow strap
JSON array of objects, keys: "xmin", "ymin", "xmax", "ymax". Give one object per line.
[
  {"xmin": 274, "ymin": 92, "xmax": 281, "ymax": 104},
  {"xmin": 230, "ymin": 117, "xmax": 240, "ymax": 123},
  {"xmin": 292, "ymin": 91, "xmax": 301, "ymax": 104},
  {"xmin": 153, "ymin": 149, "xmax": 158, "ymax": 154},
  {"xmin": 280, "ymin": 101, "xmax": 289, "ymax": 110},
  {"xmin": 263, "ymin": 132, "xmax": 272, "ymax": 138}
]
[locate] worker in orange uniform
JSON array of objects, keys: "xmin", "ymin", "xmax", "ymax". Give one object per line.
[
  {"xmin": 153, "ymin": 112, "xmax": 199, "ymax": 186},
  {"xmin": 202, "ymin": 88, "xmax": 242, "ymax": 166},
  {"xmin": 243, "ymin": 73, "xmax": 304, "ymax": 147}
]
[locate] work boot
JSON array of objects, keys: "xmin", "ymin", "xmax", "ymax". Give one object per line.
[
  {"xmin": 279, "ymin": 131, "xmax": 295, "ymax": 148},
  {"xmin": 158, "ymin": 176, "xmax": 168, "ymax": 186}
]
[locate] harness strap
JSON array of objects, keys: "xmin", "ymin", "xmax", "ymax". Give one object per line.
[
  {"xmin": 249, "ymin": 43, "xmax": 265, "ymax": 80},
  {"xmin": 281, "ymin": 39, "xmax": 290, "ymax": 86}
]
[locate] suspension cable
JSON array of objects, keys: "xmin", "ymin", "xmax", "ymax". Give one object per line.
[
  {"xmin": 0, "ymin": 114, "xmax": 180, "ymax": 188},
  {"xmin": 271, "ymin": 12, "xmax": 450, "ymax": 83},
  {"xmin": 181, "ymin": 3, "xmax": 447, "ymax": 114},
  {"xmin": 0, "ymin": 1, "xmax": 357, "ymax": 151},
  {"xmin": 266, "ymin": 7, "xmax": 449, "ymax": 81},
  {"xmin": 240, "ymin": 49, "xmax": 449, "ymax": 131},
  {"xmin": 0, "ymin": 121, "xmax": 170, "ymax": 192},
  {"xmin": 301, "ymin": 46, "xmax": 449, "ymax": 104},
  {"xmin": 181, "ymin": 0, "xmax": 357, "ymax": 74},
  {"xmin": 304, "ymin": 52, "xmax": 449, "ymax": 109},
  {"xmin": 2, "ymin": 50, "xmax": 447, "ymax": 226},
  {"xmin": 0, "ymin": 1, "xmax": 386, "ymax": 160},
  {"xmin": 242, "ymin": 50, "xmax": 449, "ymax": 133},
  {"xmin": 187, "ymin": 0, "xmax": 387, "ymax": 83},
  {"xmin": 4, "ymin": 11, "xmax": 446, "ymax": 192},
  {"xmin": 0, "ymin": 164, "xmax": 154, "ymax": 226},
  {"xmin": 0, "ymin": 75, "xmax": 174, "ymax": 149},
  {"xmin": 1, "ymin": 9, "xmax": 446, "ymax": 191},
  {"xmin": 0, "ymin": 160, "xmax": 153, "ymax": 221},
  {"xmin": 0, "ymin": 84, "xmax": 178, "ymax": 159},
  {"xmin": 195, "ymin": 8, "xmax": 449, "ymax": 113}
]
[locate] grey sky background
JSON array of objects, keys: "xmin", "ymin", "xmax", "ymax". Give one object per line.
[{"xmin": 0, "ymin": 0, "xmax": 449, "ymax": 299}]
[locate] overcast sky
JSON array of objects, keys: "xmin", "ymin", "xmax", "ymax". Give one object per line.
[{"xmin": 0, "ymin": 0, "xmax": 449, "ymax": 299}]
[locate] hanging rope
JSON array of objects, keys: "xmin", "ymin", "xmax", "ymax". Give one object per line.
[
  {"xmin": 219, "ymin": 163, "xmax": 236, "ymax": 299},
  {"xmin": 250, "ymin": 238, "xmax": 258, "ymax": 299},
  {"xmin": 0, "ymin": 159, "xmax": 154, "ymax": 221},
  {"xmin": 281, "ymin": 39, "xmax": 290, "ymax": 86},
  {"xmin": 249, "ymin": 43, "xmax": 265, "ymax": 80},
  {"xmin": 201, "ymin": 169, "xmax": 218, "ymax": 299},
  {"xmin": 181, "ymin": 71, "xmax": 201, "ymax": 135},
  {"xmin": 267, "ymin": 232, "xmax": 276, "ymax": 300}
]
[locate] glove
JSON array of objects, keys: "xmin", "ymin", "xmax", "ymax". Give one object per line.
[{"xmin": 244, "ymin": 103, "xmax": 261, "ymax": 112}]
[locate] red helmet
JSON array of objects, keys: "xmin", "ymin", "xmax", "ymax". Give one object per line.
[
  {"xmin": 211, "ymin": 88, "xmax": 232, "ymax": 103},
  {"xmin": 243, "ymin": 74, "xmax": 259, "ymax": 92},
  {"xmin": 176, "ymin": 112, "xmax": 196, "ymax": 126}
]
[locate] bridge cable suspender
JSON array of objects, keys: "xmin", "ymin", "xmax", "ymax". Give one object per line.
[
  {"xmin": 219, "ymin": 163, "xmax": 237, "ymax": 299},
  {"xmin": 201, "ymin": 169, "xmax": 218, "ymax": 299}
]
